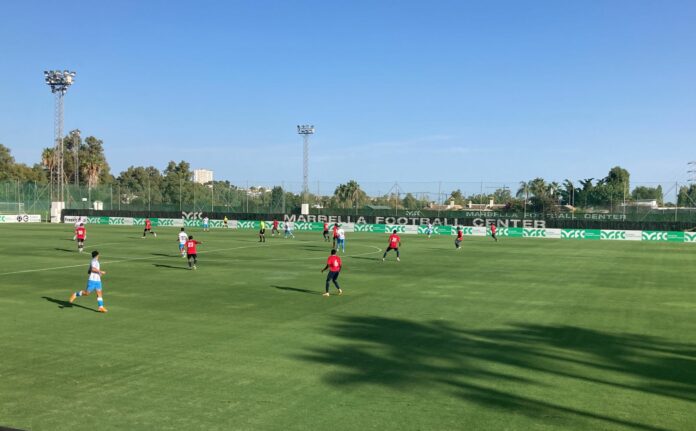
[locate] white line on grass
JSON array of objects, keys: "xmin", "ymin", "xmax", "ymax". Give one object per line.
[{"xmin": 0, "ymin": 243, "xmax": 297, "ymax": 277}]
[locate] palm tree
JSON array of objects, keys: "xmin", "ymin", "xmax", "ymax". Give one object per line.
[
  {"xmin": 562, "ymin": 179, "xmax": 575, "ymax": 206},
  {"xmin": 81, "ymin": 153, "xmax": 104, "ymax": 188},
  {"xmin": 529, "ymin": 178, "xmax": 548, "ymax": 198},
  {"xmin": 41, "ymin": 148, "xmax": 56, "ymax": 173},
  {"xmin": 516, "ymin": 181, "xmax": 530, "ymax": 199}
]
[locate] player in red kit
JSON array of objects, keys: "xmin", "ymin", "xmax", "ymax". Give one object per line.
[
  {"xmin": 490, "ymin": 223, "xmax": 498, "ymax": 242},
  {"xmin": 142, "ymin": 218, "xmax": 157, "ymax": 238},
  {"xmin": 321, "ymin": 249, "xmax": 343, "ymax": 296},
  {"xmin": 382, "ymin": 230, "xmax": 401, "ymax": 262},
  {"xmin": 322, "ymin": 222, "xmax": 330, "ymax": 242},
  {"xmin": 75, "ymin": 223, "xmax": 86, "ymax": 253},
  {"xmin": 272, "ymin": 219, "xmax": 280, "ymax": 236},
  {"xmin": 186, "ymin": 235, "xmax": 202, "ymax": 270},
  {"xmin": 455, "ymin": 225, "xmax": 464, "ymax": 249}
]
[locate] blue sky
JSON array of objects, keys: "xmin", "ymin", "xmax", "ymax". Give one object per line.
[{"xmin": 1, "ymin": 0, "xmax": 695, "ymax": 194}]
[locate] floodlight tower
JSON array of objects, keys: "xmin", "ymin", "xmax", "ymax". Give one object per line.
[
  {"xmin": 44, "ymin": 70, "xmax": 76, "ymax": 204},
  {"xmin": 688, "ymin": 161, "xmax": 696, "ymax": 183},
  {"xmin": 297, "ymin": 124, "xmax": 315, "ymax": 204}
]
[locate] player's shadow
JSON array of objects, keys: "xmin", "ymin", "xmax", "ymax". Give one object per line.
[
  {"xmin": 41, "ymin": 296, "xmax": 98, "ymax": 312},
  {"xmin": 151, "ymin": 253, "xmax": 175, "ymax": 257},
  {"xmin": 297, "ymin": 316, "xmax": 696, "ymax": 431},
  {"xmin": 54, "ymin": 247, "xmax": 74, "ymax": 253},
  {"xmin": 301, "ymin": 246, "xmax": 326, "ymax": 252},
  {"xmin": 153, "ymin": 263, "xmax": 189, "ymax": 270},
  {"xmin": 349, "ymin": 256, "xmax": 380, "ymax": 261},
  {"xmin": 272, "ymin": 285, "xmax": 321, "ymax": 295}
]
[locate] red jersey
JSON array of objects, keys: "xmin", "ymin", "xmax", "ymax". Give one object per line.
[
  {"xmin": 333, "ymin": 226, "xmax": 339, "ymax": 238},
  {"xmin": 186, "ymin": 240, "xmax": 199, "ymax": 254},
  {"xmin": 145, "ymin": 219, "xmax": 152, "ymax": 229},
  {"xmin": 323, "ymin": 223, "xmax": 329, "ymax": 231},
  {"xmin": 327, "ymin": 255, "xmax": 342, "ymax": 272},
  {"xmin": 457, "ymin": 230, "xmax": 463, "ymax": 240},
  {"xmin": 76, "ymin": 226, "xmax": 86, "ymax": 240},
  {"xmin": 491, "ymin": 225, "xmax": 497, "ymax": 234},
  {"xmin": 388, "ymin": 234, "xmax": 400, "ymax": 248},
  {"xmin": 273, "ymin": 220, "xmax": 279, "ymax": 228}
]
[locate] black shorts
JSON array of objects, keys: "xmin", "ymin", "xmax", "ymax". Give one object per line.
[
  {"xmin": 259, "ymin": 229, "xmax": 266, "ymax": 234},
  {"xmin": 387, "ymin": 246, "xmax": 399, "ymax": 252},
  {"xmin": 144, "ymin": 227, "xmax": 151, "ymax": 232},
  {"xmin": 187, "ymin": 253, "xmax": 197, "ymax": 259},
  {"xmin": 326, "ymin": 271, "xmax": 340, "ymax": 281},
  {"xmin": 323, "ymin": 230, "xmax": 329, "ymax": 235},
  {"xmin": 77, "ymin": 238, "xmax": 85, "ymax": 243},
  {"xmin": 455, "ymin": 238, "xmax": 462, "ymax": 246}
]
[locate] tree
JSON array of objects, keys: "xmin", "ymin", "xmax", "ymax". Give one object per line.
[
  {"xmin": 516, "ymin": 181, "xmax": 530, "ymax": 199},
  {"xmin": 491, "ymin": 188, "xmax": 512, "ymax": 203},
  {"xmin": 448, "ymin": 189, "xmax": 466, "ymax": 206},
  {"xmin": 116, "ymin": 166, "xmax": 162, "ymax": 205},
  {"xmin": 560, "ymin": 179, "xmax": 575, "ymax": 206},
  {"xmin": 81, "ymin": 136, "xmax": 111, "ymax": 187},
  {"xmin": 401, "ymin": 193, "xmax": 419, "ymax": 209},
  {"xmin": 631, "ymin": 186, "xmax": 664, "ymax": 205},
  {"xmin": 0, "ymin": 144, "xmax": 15, "ymax": 180},
  {"xmin": 677, "ymin": 185, "xmax": 696, "ymax": 207},
  {"xmin": 333, "ymin": 180, "xmax": 367, "ymax": 209}
]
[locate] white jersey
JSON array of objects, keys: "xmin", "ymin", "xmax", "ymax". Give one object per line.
[
  {"xmin": 203, "ymin": 217, "xmax": 209, "ymax": 225},
  {"xmin": 88, "ymin": 258, "xmax": 101, "ymax": 282},
  {"xmin": 338, "ymin": 228, "xmax": 345, "ymax": 240},
  {"xmin": 178, "ymin": 231, "xmax": 188, "ymax": 244},
  {"xmin": 285, "ymin": 222, "xmax": 293, "ymax": 230}
]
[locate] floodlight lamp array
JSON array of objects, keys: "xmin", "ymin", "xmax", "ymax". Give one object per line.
[
  {"xmin": 44, "ymin": 70, "xmax": 76, "ymax": 94},
  {"xmin": 297, "ymin": 124, "xmax": 315, "ymax": 135}
]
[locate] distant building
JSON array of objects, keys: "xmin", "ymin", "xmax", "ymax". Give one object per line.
[{"xmin": 193, "ymin": 169, "xmax": 213, "ymax": 184}]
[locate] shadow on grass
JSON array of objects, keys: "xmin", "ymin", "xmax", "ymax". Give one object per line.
[
  {"xmin": 301, "ymin": 246, "xmax": 327, "ymax": 252},
  {"xmin": 153, "ymin": 263, "xmax": 189, "ymax": 270},
  {"xmin": 297, "ymin": 316, "xmax": 696, "ymax": 431},
  {"xmin": 151, "ymin": 252, "xmax": 176, "ymax": 257},
  {"xmin": 54, "ymin": 247, "xmax": 74, "ymax": 253},
  {"xmin": 272, "ymin": 285, "xmax": 321, "ymax": 295},
  {"xmin": 42, "ymin": 296, "xmax": 98, "ymax": 312}
]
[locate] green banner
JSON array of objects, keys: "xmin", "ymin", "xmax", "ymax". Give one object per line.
[
  {"xmin": 642, "ymin": 231, "xmax": 685, "ymax": 242},
  {"xmin": 523, "ymin": 228, "xmax": 546, "ymax": 238}
]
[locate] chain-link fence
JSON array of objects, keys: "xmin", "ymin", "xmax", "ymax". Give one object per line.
[{"xmin": 2, "ymin": 179, "xmax": 696, "ymax": 223}]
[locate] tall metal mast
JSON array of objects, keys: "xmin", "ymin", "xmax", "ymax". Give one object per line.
[{"xmin": 44, "ymin": 70, "xmax": 76, "ymax": 203}]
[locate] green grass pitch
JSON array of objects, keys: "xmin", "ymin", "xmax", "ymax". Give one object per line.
[{"xmin": 1, "ymin": 224, "xmax": 695, "ymax": 431}]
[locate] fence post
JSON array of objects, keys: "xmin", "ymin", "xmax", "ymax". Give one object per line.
[{"xmin": 675, "ymin": 181, "xmax": 678, "ymax": 222}]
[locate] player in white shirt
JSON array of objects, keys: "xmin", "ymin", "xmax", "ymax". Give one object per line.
[
  {"xmin": 284, "ymin": 221, "xmax": 295, "ymax": 239},
  {"xmin": 202, "ymin": 217, "xmax": 210, "ymax": 232},
  {"xmin": 178, "ymin": 228, "xmax": 189, "ymax": 257},
  {"xmin": 337, "ymin": 226, "xmax": 346, "ymax": 253},
  {"xmin": 426, "ymin": 222, "xmax": 434, "ymax": 239},
  {"xmin": 69, "ymin": 250, "xmax": 108, "ymax": 313}
]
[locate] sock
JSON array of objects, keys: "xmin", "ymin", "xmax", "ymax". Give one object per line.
[
  {"xmin": 97, "ymin": 297, "xmax": 104, "ymax": 308},
  {"xmin": 75, "ymin": 291, "xmax": 83, "ymax": 297}
]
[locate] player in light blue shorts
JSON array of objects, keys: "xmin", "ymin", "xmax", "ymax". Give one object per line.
[
  {"xmin": 69, "ymin": 250, "xmax": 108, "ymax": 313},
  {"xmin": 425, "ymin": 223, "xmax": 434, "ymax": 239}
]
